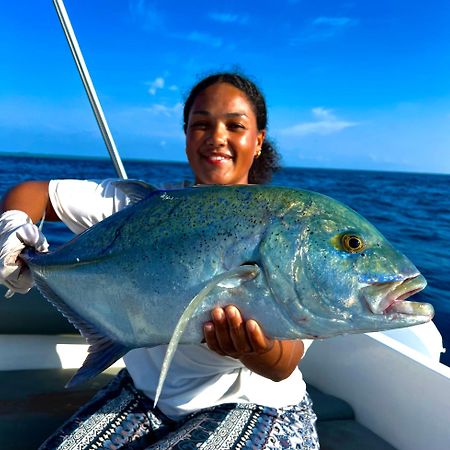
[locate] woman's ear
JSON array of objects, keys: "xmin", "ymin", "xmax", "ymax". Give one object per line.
[{"xmin": 255, "ymin": 130, "xmax": 266, "ymax": 157}]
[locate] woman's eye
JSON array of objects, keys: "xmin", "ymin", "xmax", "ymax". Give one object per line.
[
  {"xmin": 228, "ymin": 122, "xmax": 245, "ymax": 130},
  {"xmin": 190, "ymin": 121, "xmax": 208, "ymax": 130}
]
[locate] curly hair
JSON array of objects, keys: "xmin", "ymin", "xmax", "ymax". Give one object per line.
[{"xmin": 183, "ymin": 72, "xmax": 281, "ymax": 184}]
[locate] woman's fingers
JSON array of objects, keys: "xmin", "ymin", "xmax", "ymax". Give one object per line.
[
  {"xmin": 212, "ymin": 307, "xmax": 236, "ymax": 355},
  {"xmin": 204, "ymin": 308, "xmax": 234, "ymax": 356},
  {"xmin": 203, "ymin": 321, "xmax": 226, "ymax": 356},
  {"xmin": 246, "ymin": 320, "xmax": 273, "ymax": 354},
  {"xmin": 225, "ymin": 306, "xmax": 252, "ymax": 354},
  {"xmin": 204, "ymin": 306, "xmax": 263, "ymax": 357}
]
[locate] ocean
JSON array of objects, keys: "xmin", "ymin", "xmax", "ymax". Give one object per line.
[{"xmin": 1, "ymin": 154, "xmax": 449, "ymax": 366}]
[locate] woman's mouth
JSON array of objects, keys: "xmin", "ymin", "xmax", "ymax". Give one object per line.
[{"xmin": 202, "ymin": 153, "xmax": 233, "ymax": 165}]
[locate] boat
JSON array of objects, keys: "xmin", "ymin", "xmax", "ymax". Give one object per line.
[
  {"xmin": 1, "ymin": 284, "xmax": 449, "ymax": 449},
  {"xmin": 301, "ymin": 321, "xmax": 449, "ymax": 449}
]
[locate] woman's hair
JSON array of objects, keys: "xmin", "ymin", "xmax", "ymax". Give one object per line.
[{"xmin": 183, "ymin": 72, "xmax": 281, "ymax": 184}]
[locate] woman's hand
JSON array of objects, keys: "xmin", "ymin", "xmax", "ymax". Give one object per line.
[
  {"xmin": 204, "ymin": 305, "xmax": 304, "ymax": 381},
  {"xmin": 0, "ymin": 210, "xmax": 49, "ymax": 296},
  {"xmin": 0, "ymin": 181, "xmax": 58, "ymax": 297}
]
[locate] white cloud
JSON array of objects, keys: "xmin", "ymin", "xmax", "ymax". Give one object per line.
[
  {"xmin": 145, "ymin": 102, "xmax": 183, "ymax": 117},
  {"xmin": 312, "ymin": 17, "xmax": 358, "ymax": 28},
  {"xmin": 167, "ymin": 30, "xmax": 222, "ymax": 47},
  {"xmin": 182, "ymin": 31, "xmax": 222, "ymax": 48},
  {"xmin": 129, "ymin": 0, "xmax": 165, "ymax": 32},
  {"xmin": 129, "ymin": 1, "xmax": 223, "ymax": 48},
  {"xmin": 146, "ymin": 77, "xmax": 178, "ymax": 95},
  {"xmin": 291, "ymin": 16, "xmax": 359, "ymax": 44},
  {"xmin": 281, "ymin": 107, "xmax": 358, "ymax": 136},
  {"xmin": 148, "ymin": 77, "xmax": 165, "ymax": 95},
  {"xmin": 208, "ymin": 12, "xmax": 249, "ymax": 25}
]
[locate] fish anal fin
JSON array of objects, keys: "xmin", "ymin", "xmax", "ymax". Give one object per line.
[
  {"xmin": 66, "ymin": 340, "xmax": 129, "ymax": 388},
  {"xmin": 32, "ymin": 275, "xmax": 129, "ymax": 387}
]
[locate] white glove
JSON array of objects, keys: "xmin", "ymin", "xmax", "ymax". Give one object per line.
[{"xmin": 0, "ymin": 210, "xmax": 49, "ymax": 296}]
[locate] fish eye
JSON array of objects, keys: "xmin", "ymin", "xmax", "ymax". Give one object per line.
[{"xmin": 341, "ymin": 234, "xmax": 365, "ymax": 253}]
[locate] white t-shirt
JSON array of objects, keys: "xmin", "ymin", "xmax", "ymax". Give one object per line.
[{"xmin": 48, "ymin": 178, "xmax": 311, "ymax": 419}]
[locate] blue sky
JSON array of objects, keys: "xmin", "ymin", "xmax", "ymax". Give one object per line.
[{"xmin": 1, "ymin": 0, "xmax": 450, "ymax": 174}]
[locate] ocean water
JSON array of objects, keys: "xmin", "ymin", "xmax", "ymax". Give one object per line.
[{"xmin": 1, "ymin": 154, "xmax": 449, "ymax": 366}]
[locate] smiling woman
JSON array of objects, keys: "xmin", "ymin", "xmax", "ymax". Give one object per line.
[
  {"xmin": 185, "ymin": 83, "xmax": 265, "ymax": 185},
  {"xmin": 183, "ymin": 73, "xmax": 281, "ymax": 185}
]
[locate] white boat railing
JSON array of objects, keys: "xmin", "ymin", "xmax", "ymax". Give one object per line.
[
  {"xmin": 301, "ymin": 325, "xmax": 450, "ymax": 450},
  {"xmin": 52, "ymin": 0, "xmax": 127, "ymax": 179}
]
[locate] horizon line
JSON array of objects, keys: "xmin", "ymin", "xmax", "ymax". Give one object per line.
[{"xmin": 0, "ymin": 151, "xmax": 448, "ymax": 178}]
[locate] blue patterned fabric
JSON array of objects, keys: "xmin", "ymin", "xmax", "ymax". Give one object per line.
[{"xmin": 39, "ymin": 369, "xmax": 319, "ymax": 450}]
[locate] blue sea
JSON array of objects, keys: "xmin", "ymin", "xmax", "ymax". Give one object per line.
[{"xmin": 1, "ymin": 154, "xmax": 449, "ymax": 366}]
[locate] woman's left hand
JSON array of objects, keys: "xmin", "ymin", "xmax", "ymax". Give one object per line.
[
  {"xmin": 203, "ymin": 305, "xmax": 304, "ymax": 381},
  {"xmin": 203, "ymin": 305, "xmax": 272, "ymax": 358}
]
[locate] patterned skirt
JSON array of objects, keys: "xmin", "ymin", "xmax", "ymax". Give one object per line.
[{"xmin": 39, "ymin": 369, "xmax": 319, "ymax": 450}]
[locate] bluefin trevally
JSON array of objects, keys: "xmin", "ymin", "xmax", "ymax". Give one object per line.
[{"xmin": 22, "ymin": 183, "xmax": 434, "ymax": 404}]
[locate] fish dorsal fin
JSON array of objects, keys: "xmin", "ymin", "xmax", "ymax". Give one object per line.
[
  {"xmin": 32, "ymin": 274, "xmax": 129, "ymax": 387},
  {"xmin": 154, "ymin": 264, "xmax": 260, "ymax": 406},
  {"xmin": 112, "ymin": 180, "xmax": 158, "ymax": 205}
]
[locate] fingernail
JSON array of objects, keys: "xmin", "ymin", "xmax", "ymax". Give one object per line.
[
  {"xmin": 213, "ymin": 308, "xmax": 224, "ymax": 321},
  {"xmin": 247, "ymin": 320, "xmax": 256, "ymax": 332}
]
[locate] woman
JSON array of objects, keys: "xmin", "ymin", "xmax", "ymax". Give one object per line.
[{"xmin": 0, "ymin": 73, "xmax": 319, "ymax": 449}]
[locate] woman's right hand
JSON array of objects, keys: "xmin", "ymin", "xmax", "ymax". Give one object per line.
[{"xmin": 0, "ymin": 210, "xmax": 49, "ymax": 296}]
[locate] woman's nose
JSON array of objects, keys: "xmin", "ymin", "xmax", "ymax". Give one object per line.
[{"xmin": 207, "ymin": 123, "xmax": 227, "ymax": 146}]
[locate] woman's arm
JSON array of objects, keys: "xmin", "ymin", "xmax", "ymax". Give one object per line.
[
  {"xmin": 204, "ymin": 305, "xmax": 304, "ymax": 381},
  {"xmin": 0, "ymin": 181, "xmax": 58, "ymax": 294},
  {"xmin": 0, "ymin": 181, "xmax": 59, "ymax": 222}
]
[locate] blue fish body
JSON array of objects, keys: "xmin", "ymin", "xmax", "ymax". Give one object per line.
[{"xmin": 23, "ymin": 185, "xmax": 433, "ymax": 392}]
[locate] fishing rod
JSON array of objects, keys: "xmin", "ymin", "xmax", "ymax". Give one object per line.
[{"xmin": 52, "ymin": 0, "xmax": 128, "ymax": 179}]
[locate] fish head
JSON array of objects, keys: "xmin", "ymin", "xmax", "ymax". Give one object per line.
[{"xmin": 261, "ymin": 191, "xmax": 434, "ymax": 338}]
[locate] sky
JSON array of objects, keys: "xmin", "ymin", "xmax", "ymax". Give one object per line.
[{"xmin": 1, "ymin": 0, "xmax": 450, "ymax": 174}]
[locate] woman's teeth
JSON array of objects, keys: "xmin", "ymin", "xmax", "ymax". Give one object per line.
[{"xmin": 207, "ymin": 154, "xmax": 231, "ymax": 161}]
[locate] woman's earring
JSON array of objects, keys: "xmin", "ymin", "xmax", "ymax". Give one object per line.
[{"xmin": 255, "ymin": 149, "xmax": 262, "ymax": 159}]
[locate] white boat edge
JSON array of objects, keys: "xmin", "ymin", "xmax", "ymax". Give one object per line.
[
  {"xmin": 1, "ymin": 321, "xmax": 449, "ymax": 450},
  {"xmin": 0, "ymin": 333, "xmax": 125, "ymax": 371},
  {"xmin": 301, "ymin": 322, "xmax": 450, "ymax": 450}
]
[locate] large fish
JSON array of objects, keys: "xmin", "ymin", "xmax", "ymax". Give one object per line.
[{"xmin": 22, "ymin": 184, "xmax": 433, "ymax": 403}]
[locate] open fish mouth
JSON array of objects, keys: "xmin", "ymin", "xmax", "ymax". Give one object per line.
[{"xmin": 364, "ymin": 274, "xmax": 433, "ymax": 317}]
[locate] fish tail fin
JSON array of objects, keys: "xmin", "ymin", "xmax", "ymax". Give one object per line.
[{"xmin": 33, "ymin": 275, "xmax": 129, "ymax": 387}]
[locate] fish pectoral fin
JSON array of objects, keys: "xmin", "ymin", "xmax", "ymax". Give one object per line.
[
  {"xmin": 32, "ymin": 275, "xmax": 129, "ymax": 387},
  {"xmin": 217, "ymin": 264, "xmax": 261, "ymax": 288},
  {"xmin": 112, "ymin": 180, "xmax": 159, "ymax": 205},
  {"xmin": 154, "ymin": 265, "xmax": 260, "ymax": 406}
]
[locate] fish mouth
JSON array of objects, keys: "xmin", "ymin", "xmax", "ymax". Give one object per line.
[{"xmin": 363, "ymin": 274, "xmax": 434, "ymax": 318}]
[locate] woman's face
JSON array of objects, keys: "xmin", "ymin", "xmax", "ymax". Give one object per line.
[{"xmin": 185, "ymin": 83, "xmax": 265, "ymax": 185}]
